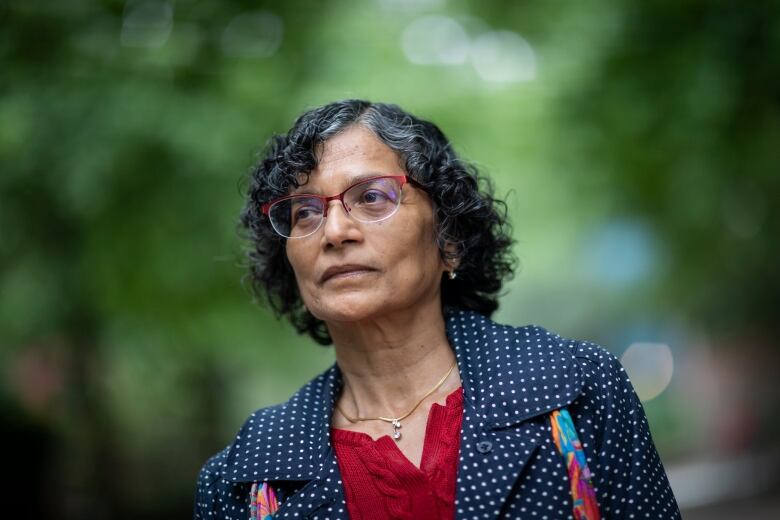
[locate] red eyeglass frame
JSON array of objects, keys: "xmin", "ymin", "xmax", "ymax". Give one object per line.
[{"xmin": 260, "ymin": 175, "xmax": 421, "ymax": 217}]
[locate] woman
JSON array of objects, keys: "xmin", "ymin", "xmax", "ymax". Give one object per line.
[{"xmin": 194, "ymin": 100, "xmax": 680, "ymax": 519}]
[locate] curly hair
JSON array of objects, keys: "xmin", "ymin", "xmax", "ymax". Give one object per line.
[{"xmin": 239, "ymin": 100, "xmax": 515, "ymax": 345}]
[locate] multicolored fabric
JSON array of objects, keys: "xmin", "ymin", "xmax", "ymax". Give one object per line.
[
  {"xmin": 551, "ymin": 408, "xmax": 601, "ymax": 520},
  {"xmin": 249, "ymin": 481, "xmax": 278, "ymax": 520}
]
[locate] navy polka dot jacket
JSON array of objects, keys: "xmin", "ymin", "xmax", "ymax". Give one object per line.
[{"xmin": 194, "ymin": 310, "xmax": 681, "ymax": 519}]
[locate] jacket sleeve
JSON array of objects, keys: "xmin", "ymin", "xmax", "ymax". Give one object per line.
[{"xmin": 572, "ymin": 341, "xmax": 681, "ymax": 519}]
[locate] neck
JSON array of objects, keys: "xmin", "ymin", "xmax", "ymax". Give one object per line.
[{"xmin": 329, "ymin": 302, "xmax": 459, "ymax": 420}]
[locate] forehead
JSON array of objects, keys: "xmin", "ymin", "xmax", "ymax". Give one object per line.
[{"xmin": 293, "ymin": 125, "xmax": 404, "ymax": 193}]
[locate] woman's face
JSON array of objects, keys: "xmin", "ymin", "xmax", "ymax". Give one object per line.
[{"xmin": 285, "ymin": 125, "xmax": 449, "ymax": 325}]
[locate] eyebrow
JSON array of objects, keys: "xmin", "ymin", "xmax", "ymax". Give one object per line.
[{"xmin": 290, "ymin": 172, "xmax": 389, "ymax": 195}]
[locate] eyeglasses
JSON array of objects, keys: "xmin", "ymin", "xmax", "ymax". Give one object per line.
[{"xmin": 262, "ymin": 175, "xmax": 419, "ymax": 239}]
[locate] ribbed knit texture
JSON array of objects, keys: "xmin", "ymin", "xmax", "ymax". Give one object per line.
[{"xmin": 331, "ymin": 386, "xmax": 464, "ymax": 520}]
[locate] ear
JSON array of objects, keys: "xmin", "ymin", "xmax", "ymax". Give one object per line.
[{"xmin": 441, "ymin": 240, "xmax": 461, "ymax": 273}]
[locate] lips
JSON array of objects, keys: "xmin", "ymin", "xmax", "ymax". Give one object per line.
[{"xmin": 319, "ymin": 264, "xmax": 377, "ymax": 284}]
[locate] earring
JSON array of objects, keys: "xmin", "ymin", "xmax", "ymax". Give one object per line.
[{"xmin": 448, "ymin": 271, "xmax": 457, "ymax": 280}]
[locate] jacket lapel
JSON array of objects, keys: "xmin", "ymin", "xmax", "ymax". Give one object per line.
[
  {"xmin": 269, "ymin": 454, "xmax": 344, "ymax": 519},
  {"xmin": 222, "ymin": 364, "xmax": 348, "ymax": 519},
  {"xmin": 446, "ymin": 311, "xmax": 585, "ymax": 519}
]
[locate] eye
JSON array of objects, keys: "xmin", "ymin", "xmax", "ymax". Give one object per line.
[
  {"xmin": 358, "ymin": 189, "xmax": 392, "ymax": 204},
  {"xmin": 294, "ymin": 206, "xmax": 319, "ymax": 221},
  {"xmin": 290, "ymin": 199, "xmax": 322, "ymax": 226}
]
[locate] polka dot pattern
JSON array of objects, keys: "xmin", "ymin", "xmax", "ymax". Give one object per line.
[{"xmin": 194, "ymin": 310, "xmax": 680, "ymax": 519}]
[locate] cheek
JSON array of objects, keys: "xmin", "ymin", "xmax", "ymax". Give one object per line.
[
  {"xmin": 286, "ymin": 243, "xmax": 315, "ymax": 294},
  {"xmin": 384, "ymin": 222, "xmax": 443, "ymax": 285}
]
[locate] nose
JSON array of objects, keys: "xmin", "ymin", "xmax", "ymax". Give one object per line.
[{"xmin": 320, "ymin": 199, "xmax": 362, "ymax": 248}]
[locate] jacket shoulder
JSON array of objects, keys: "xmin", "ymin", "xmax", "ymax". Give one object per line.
[
  {"xmin": 220, "ymin": 365, "xmax": 339, "ymax": 483},
  {"xmin": 229, "ymin": 367, "xmax": 329, "ymax": 441},
  {"xmin": 449, "ymin": 310, "xmax": 581, "ymax": 354},
  {"xmin": 503, "ymin": 323, "xmax": 624, "ymax": 389},
  {"xmin": 193, "ymin": 445, "xmax": 237, "ymax": 519},
  {"xmin": 569, "ymin": 338, "xmax": 632, "ymax": 389},
  {"xmin": 198, "ymin": 444, "xmax": 230, "ymax": 483},
  {"xmin": 502, "ymin": 320, "xmax": 621, "ymax": 375},
  {"xmin": 521, "ymin": 326, "xmax": 629, "ymax": 391}
]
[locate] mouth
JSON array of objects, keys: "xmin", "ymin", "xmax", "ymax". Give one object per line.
[{"xmin": 320, "ymin": 264, "xmax": 377, "ymax": 284}]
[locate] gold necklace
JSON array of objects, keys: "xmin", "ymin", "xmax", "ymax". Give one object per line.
[{"xmin": 336, "ymin": 361, "xmax": 457, "ymax": 441}]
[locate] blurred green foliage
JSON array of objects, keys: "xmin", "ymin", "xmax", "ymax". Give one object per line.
[{"xmin": 1, "ymin": 0, "xmax": 778, "ymax": 517}]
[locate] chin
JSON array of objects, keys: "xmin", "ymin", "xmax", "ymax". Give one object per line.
[
  {"xmin": 312, "ymin": 303, "xmax": 380, "ymax": 324},
  {"xmin": 307, "ymin": 293, "xmax": 389, "ymax": 324}
]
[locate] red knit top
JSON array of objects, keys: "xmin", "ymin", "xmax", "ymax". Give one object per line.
[{"xmin": 330, "ymin": 386, "xmax": 464, "ymax": 520}]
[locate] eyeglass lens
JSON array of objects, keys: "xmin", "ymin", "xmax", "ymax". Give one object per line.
[{"xmin": 269, "ymin": 177, "xmax": 403, "ymax": 238}]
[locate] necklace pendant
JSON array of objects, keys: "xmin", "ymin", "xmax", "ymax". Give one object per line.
[{"xmin": 391, "ymin": 419, "xmax": 402, "ymax": 441}]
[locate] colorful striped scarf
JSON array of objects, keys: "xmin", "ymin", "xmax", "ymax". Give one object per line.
[
  {"xmin": 249, "ymin": 481, "xmax": 278, "ymax": 519},
  {"xmin": 551, "ymin": 408, "xmax": 601, "ymax": 520}
]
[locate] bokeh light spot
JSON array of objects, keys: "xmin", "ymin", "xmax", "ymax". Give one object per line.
[
  {"xmin": 221, "ymin": 11, "xmax": 283, "ymax": 58},
  {"xmin": 621, "ymin": 342, "xmax": 674, "ymax": 402},
  {"xmin": 580, "ymin": 219, "xmax": 659, "ymax": 287},
  {"xmin": 470, "ymin": 31, "xmax": 536, "ymax": 83},
  {"xmin": 402, "ymin": 15, "xmax": 470, "ymax": 65},
  {"xmin": 121, "ymin": 0, "xmax": 174, "ymax": 49}
]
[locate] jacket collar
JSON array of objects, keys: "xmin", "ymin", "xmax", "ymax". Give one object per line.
[
  {"xmin": 447, "ymin": 311, "xmax": 586, "ymax": 519},
  {"xmin": 223, "ymin": 309, "xmax": 584, "ymax": 485}
]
